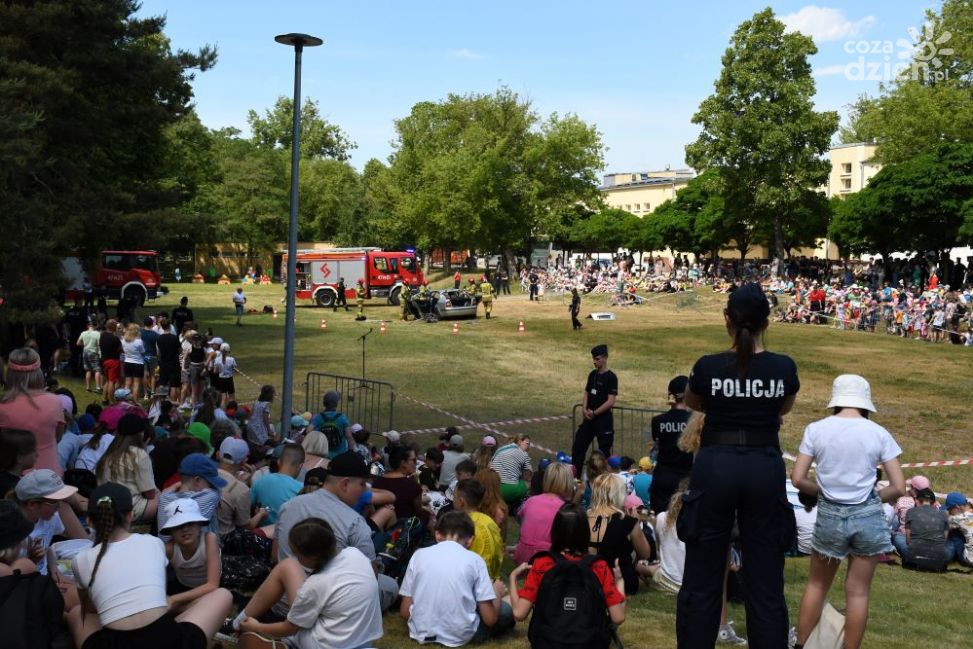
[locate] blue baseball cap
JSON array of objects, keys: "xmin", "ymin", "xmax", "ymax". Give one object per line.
[
  {"xmin": 607, "ymin": 455, "xmax": 622, "ymax": 470},
  {"xmin": 538, "ymin": 458, "xmax": 552, "ymax": 471},
  {"xmin": 556, "ymin": 451, "xmax": 571, "ymax": 464},
  {"xmin": 945, "ymin": 492, "xmax": 968, "ymax": 510},
  {"xmin": 178, "ymin": 453, "xmax": 227, "ymax": 489}
]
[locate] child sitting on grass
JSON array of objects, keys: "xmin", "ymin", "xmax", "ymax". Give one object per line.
[
  {"xmin": 233, "ymin": 517, "xmax": 383, "ymax": 649},
  {"xmin": 161, "ymin": 498, "xmax": 222, "ymax": 614},
  {"xmin": 452, "ymin": 478, "xmax": 504, "ymax": 581},
  {"xmin": 399, "ymin": 511, "xmax": 514, "ymax": 645}
]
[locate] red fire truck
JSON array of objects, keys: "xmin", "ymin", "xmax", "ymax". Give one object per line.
[
  {"xmin": 285, "ymin": 248, "xmax": 424, "ymax": 308},
  {"xmin": 62, "ymin": 250, "xmax": 165, "ymax": 305}
]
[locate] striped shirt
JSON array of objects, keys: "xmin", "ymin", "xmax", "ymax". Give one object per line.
[
  {"xmin": 158, "ymin": 487, "xmax": 221, "ymax": 541},
  {"xmin": 489, "ymin": 444, "xmax": 532, "ymax": 484}
]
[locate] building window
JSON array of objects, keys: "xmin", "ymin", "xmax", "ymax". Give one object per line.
[
  {"xmin": 634, "ymin": 203, "xmax": 641, "ymax": 211},
  {"xmin": 841, "ymin": 178, "xmax": 852, "ymax": 190},
  {"xmin": 841, "ymin": 163, "xmax": 852, "ymax": 174}
]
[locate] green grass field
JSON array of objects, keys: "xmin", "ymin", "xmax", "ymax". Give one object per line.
[{"xmin": 61, "ymin": 280, "xmax": 972, "ymax": 649}]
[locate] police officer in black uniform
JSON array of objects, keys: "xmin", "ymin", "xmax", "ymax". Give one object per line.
[
  {"xmin": 570, "ymin": 344, "xmax": 617, "ymax": 478},
  {"xmin": 648, "ymin": 375, "xmax": 693, "ymax": 513},
  {"xmin": 676, "ymin": 282, "xmax": 800, "ymax": 649}
]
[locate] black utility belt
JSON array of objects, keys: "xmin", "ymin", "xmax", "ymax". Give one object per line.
[{"xmin": 700, "ymin": 429, "xmax": 780, "ymax": 447}]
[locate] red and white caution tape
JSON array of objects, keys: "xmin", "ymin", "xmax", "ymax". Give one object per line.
[
  {"xmin": 398, "ymin": 414, "xmax": 570, "ymax": 436},
  {"xmin": 397, "ymin": 394, "xmax": 561, "ymax": 455},
  {"xmin": 900, "ymin": 458, "xmax": 973, "ymax": 468},
  {"xmin": 784, "ymin": 451, "xmax": 973, "ymax": 470}
]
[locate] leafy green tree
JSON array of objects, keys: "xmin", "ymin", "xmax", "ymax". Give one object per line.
[
  {"xmin": 300, "ymin": 159, "xmax": 363, "ymax": 243},
  {"xmin": 359, "ymin": 159, "xmax": 403, "ymax": 249},
  {"xmin": 837, "ymin": 95, "xmax": 880, "ymax": 144},
  {"xmin": 853, "ymin": 1, "xmax": 973, "ymax": 164},
  {"xmin": 829, "ymin": 143, "xmax": 973, "ymax": 266},
  {"xmin": 248, "ymin": 96, "xmax": 356, "ymax": 162},
  {"xmin": 388, "ymin": 88, "xmax": 604, "ymax": 264},
  {"xmin": 686, "ymin": 8, "xmax": 838, "ymax": 271},
  {"xmin": 0, "ymin": 0, "xmax": 214, "ymax": 323}
]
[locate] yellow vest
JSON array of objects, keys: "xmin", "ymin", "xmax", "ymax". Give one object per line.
[{"xmin": 480, "ymin": 281, "xmax": 493, "ymax": 300}]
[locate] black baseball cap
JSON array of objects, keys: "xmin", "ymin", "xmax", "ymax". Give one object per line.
[
  {"xmin": 668, "ymin": 375, "xmax": 689, "ymax": 396},
  {"xmin": 727, "ymin": 282, "xmax": 770, "ymax": 324},
  {"xmin": 328, "ymin": 451, "xmax": 368, "ymax": 478}
]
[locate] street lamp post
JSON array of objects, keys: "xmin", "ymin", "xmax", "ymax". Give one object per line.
[{"xmin": 275, "ymin": 32, "xmax": 323, "ymax": 440}]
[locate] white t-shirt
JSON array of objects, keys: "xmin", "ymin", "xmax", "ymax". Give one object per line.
[
  {"xmin": 121, "ymin": 338, "xmax": 145, "ymax": 365},
  {"xmin": 654, "ymin": 512, "xmax": 685, "ymax": 587},
  {"xmin": 798, "ymin": 415, "xmax": 902, "ymax": 504},
  {"xmin": 399, "ymin": 539, "xmax": 495, "ymax": 647},
  {"xmin": 285, "ymin": 547, "xmax": 383, "ymax": 649},
  {"xmin": 72, "ymin": 534, "xmax": 168, "ymax": 626},
  {"xmin": 233, "ymin": 291, "xmax": 246, "ymax": 306},
  {"xmin": 24, "ymin": 512, "xmax": 64, "ymax": 575}
]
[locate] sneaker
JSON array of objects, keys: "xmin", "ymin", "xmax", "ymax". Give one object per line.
[
  {"xmin": 788, "ymin": 626, "xmax": 798, "ymax": 649},
  {"xmin": 717, "ymin": 621, "xmax": 747, "ymax": 646}
]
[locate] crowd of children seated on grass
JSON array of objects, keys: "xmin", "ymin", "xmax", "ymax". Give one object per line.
[{"xmin": 2, "ymin": 342, "xmax": 972, "ymax": 649}]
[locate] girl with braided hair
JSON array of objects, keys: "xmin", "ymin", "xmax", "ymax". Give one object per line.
[{"xmin": 66, "ymin": 482, "xmax": 231, "ymax": 649}]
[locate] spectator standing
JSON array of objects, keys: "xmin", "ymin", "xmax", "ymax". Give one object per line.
[
  {"xmin": 156, "ymin": 316, "xmax": 182, "ymax": 403},
  {"xmin": 120, "ymin": 323, "xmax": 146, "ymax": 403},
  {"xmin": 247, "ymin": 385, "xmax": 276, "ymax": 448},
  {"xmin": 570, "ymin": 344, "xmax": 617, "ymax": 478},
  {"xmin": 77, "ymin": 320, "xmax": 103, "ymax": 393},
  {"xmin": 171, "ymin": 296, "xmax": 194, "ymax": 335},
  {"xmin": 791, "ymin": 374, "xmax": 905, "ymax": 649},
  {"xmin": 233, "ymin": 287, "xmax": 247, "ymax": 326},
  {"xmin": 98, "ymin": 321, "xmax": 122, "ymax": 404},
  {"xmin": 678, "ymin": 283, "xmax": 800, "ymax": 648},
  {"xmin": 141, "ymin": 317, "xmax": 160, "ymax": 399}
]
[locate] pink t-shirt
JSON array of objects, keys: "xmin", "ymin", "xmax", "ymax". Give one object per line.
[
  {"xmin": 514, "ymin": 492, "xmax": 566, "ymax": 565},
  {"xmin": 0, "ymin": 391, "xmax": 63, "ymax": 474}
]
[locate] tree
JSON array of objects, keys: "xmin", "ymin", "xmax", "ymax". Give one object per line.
[
  {"xmin": 248, "ymin": 96, "xmax": 356, "ymax": 162},
  {"xmin": 686, "ymin": 8, "xmax": 838, "ymax": 273},
  {"xmin": 0, "ymin": 0, "xmax": 215, "ymax": 323},
  {"xmin": 829, "ymin": 142, "xmax": 973, "ymax": 267},
  {"xmin": 388, "ymin": 88, "xmax": 604, "ymax": 264},
  {"xmin": 571, "ymin": 209, "xmax": 638, "ymax": 253},
  {"xmin": 852, "ymin": 0, "xmax": 973, "ymax": 164},
  {"xmin": 300, "ymin": 159, "xmax": 362, "ymax": 243},
  {"xmin": 837, "ymin": 95, "xmax": 880, "ymax": 144}
]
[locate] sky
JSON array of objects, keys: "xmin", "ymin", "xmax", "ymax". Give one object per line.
[{"xmin": 137, "ymin": 1, "xmax": 943, "ymax": 176}]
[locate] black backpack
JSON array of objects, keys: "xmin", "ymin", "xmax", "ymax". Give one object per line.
[
  {"xmin": 527, "ymin": 551, "xmax": 613, "ymax": 649},
  {"xmin": 0, "ymin": 570, "xmax": 65, "ymax": 649},
  {"xmin": 378, "ymin": 516, "xmax": 428, "ymax": 583},
  {"xmin": 317, "ymin": 412, "xmax": 343, "ymax": 451}
]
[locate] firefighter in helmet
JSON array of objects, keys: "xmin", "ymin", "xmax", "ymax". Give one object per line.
[
  {"xmin": 355, "ymin": 279, "xmax": 366, "ymax": 321},
  {"xmin": 479, "ymin": 275, "xmax": 494, "ymax": 319},
  {"xmin": 399, "ymin": 278, "xmax": 412, "ymax": 322}
]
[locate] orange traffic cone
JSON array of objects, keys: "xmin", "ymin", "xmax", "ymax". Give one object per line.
[
  {"xmin": 452, "ymin": 322, "xmax": 459, "ymax": 335},
  {"xmin": 380, "ymin": 321, "xmax": 387, "ymax": 334},
  {"xmin": 518, "ymin": 320, "xmax": 525, "ymax": 334},
  {"xmin": 320, "ymin": 319, "xmax": 327, "ymax": 331}
]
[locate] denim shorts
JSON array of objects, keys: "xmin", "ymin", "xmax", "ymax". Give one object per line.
[{"xmin": 812, "ymin": 493, "xmax": 892, "ymax": 560}]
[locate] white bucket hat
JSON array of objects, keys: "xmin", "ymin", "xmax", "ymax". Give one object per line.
[{"xmin": 826, "ymin": 374, "xmax": 876, "ymax": 413}]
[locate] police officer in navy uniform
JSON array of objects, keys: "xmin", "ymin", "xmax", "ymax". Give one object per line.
[
  {"xmin": 648, "ymin": 375, "xmax": 693, "ymax": 513},
  {"xmin": 334, "ymin": 277, "xmax": 349, "ymax": 312},
  {"xmin": 677, "ymin": 282, "xmax": 800, "ymax": 649},
  {"xmin": 570, "ymin": 344, "xmax": 617, "ymax": 478}
]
